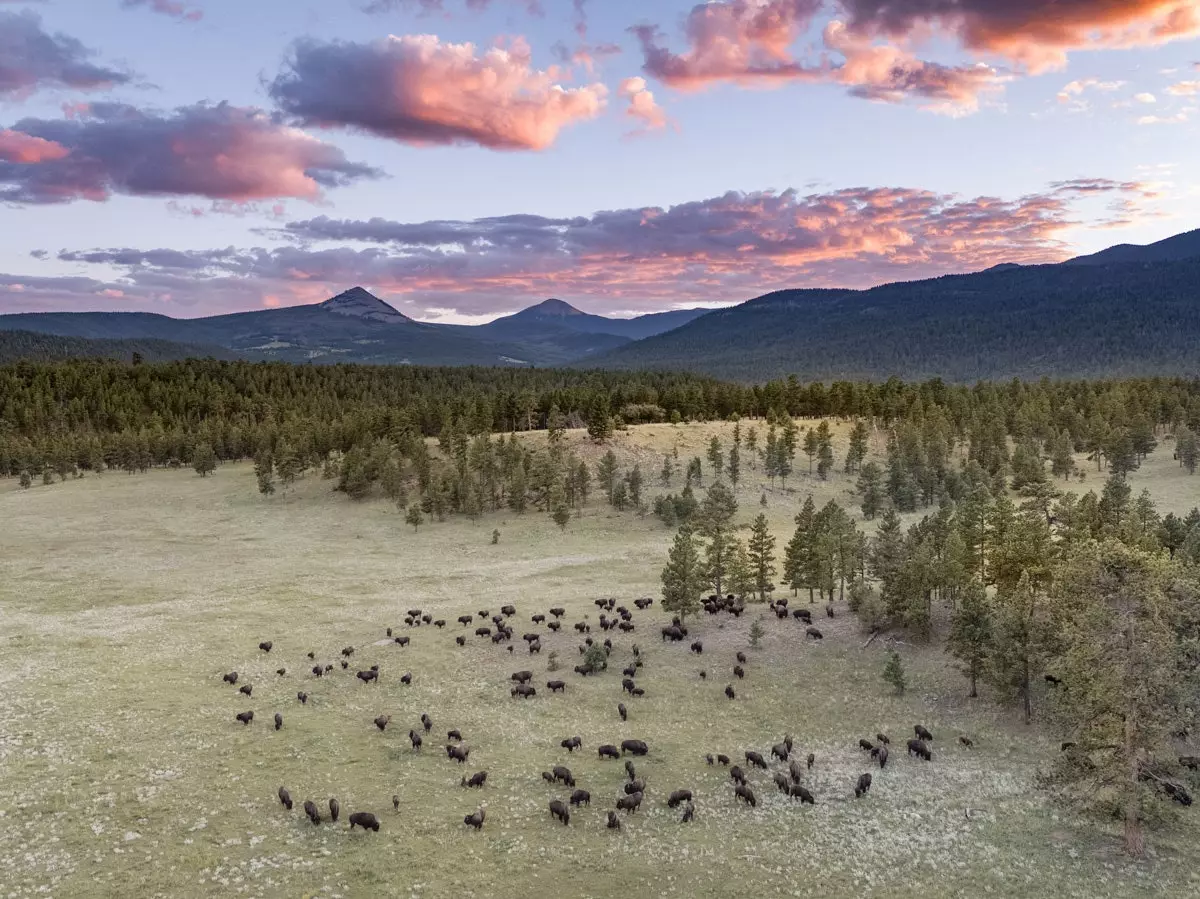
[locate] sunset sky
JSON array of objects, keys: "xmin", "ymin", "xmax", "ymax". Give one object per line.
[{"xmin": 1, "ymin": 0, "xmax": 1198, "ymax": 321}]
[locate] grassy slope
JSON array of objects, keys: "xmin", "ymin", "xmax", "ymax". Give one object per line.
[{"xmin": 1, "ymin": 423, "xmax": 1198, "ymax": 899}]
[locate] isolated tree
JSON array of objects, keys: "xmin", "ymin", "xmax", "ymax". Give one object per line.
[
  {"xmin": 815, "ymin": 421, "xmax": 834, "ymax": 480},
  {"xmin": 491, "ymin": 528, "xmax": 500, "ymax": 545},
  {"xmin": 255, "ymin": 450, "xmax": 276, "ymax": 496},
  {"xmin": 686, "ymin": 457, "xmax": 703, "ymax": 488},
  {"xmin": 947, "ymin": 581, "xmax": 992, "ymax": 697},
  {"xmin": 192, "ymin": 442, "xmax": 216, "ymax": 478},
  {"xmin": 747, "ymin": 513, "xmax": 777, "ymax": 602},
  {"xmin": 19, "ymin": 469, "xmax": 31, "ymax": 489},
  {"xmin": 596, "ymin": 450, "xmax": 619, "ymax": 505},
  {"xmin": 582, "ymin": 642, "xmax": 608, "ymax": 674},
  {"xmin": 727, "ymin": 444, "xmax": 741, "ymax": 492},
  {"xmin": 572, "ymin": 459, "xmax": 591, "ymax": 508},
  {"xmin": 275, "ymin": 441, "xmax": 301, "ymax": 490},
  {"xmin": 586, "ymin": 393, "xmax": 613, "ymax": 442},
  {"xmin": 626, "ymin": 464, "xmax": 644, "ymax": 509},
  {"xmin": 707, "ymin": 436, "xmax": 724, "ymax": 477},
  {"xmin": 42, "ymin": 467, "xmax": 53, "ymax": 486},
  {"xmin": 405, "ymin": 504, "xmax": 423, "ymax": 531},
  {"xmin": 856, "ymin": 461, "xmax": 885, "ymax": 519},
  {"xmin": 660, "ymin": 455, "xmax": 673, "ymax": 488},
  {"xmin": 551, "ymin": 498, "xmax": 572, "ymax": 530},
  {"xmin": 698, "ymin": 480, "xmax": 738, "ymax": 537},
  {"xmin": 1050, "ymin": 429, "xmax": 1076, "ymax": 480},
  {"xmin": 845, "ymin": 420, "xmax": 869, "ymax": 473},
  {"xmin": 749, "ymin": 616, "xmax": 765, "ymax": 649},
  {"xmin": 745, "ymin": 427, "xmax": 759, "ymax": 467},
  {"xmin": 661, "ymin": 526, "xmax": 706, "ymax": 622},
  {"xmin": 882, "ymin": 651, "xmax": 907, "ymax": 695},
  {"xmin": 803, "ymin": 428, "xmax": 819, "ymax": 475},
  {"xmin": 1046, "ymin": 541, "xmax": 1199, "ymax": 858}
]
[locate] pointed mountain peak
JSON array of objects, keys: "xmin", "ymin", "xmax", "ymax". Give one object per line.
[
  {"xmin": 318, "ymin": 287, "xmax": 410, "ymax": 324},
  {"xmin": 524, "ymin": 298, "xmax": 585, "ymax": 317}
]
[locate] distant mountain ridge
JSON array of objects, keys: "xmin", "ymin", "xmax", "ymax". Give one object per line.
[
  {"xmin": 0, "ymin": 290, "xmax": 710, "ymax": 368},
  {"xmin": 0, "ymin": 329, "xmax": 238, "ymax": 364},
  {"xmin": 1064, "ymin": 228, "xmax": 1200, "ymax": 266}
]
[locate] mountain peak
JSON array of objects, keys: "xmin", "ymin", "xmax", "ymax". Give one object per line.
[
  {"xmin": 525, "ymin": 298, "xmax": 585, "ymax": 317},
  {"xmin": 318, "ymin": 287, "xmax": 410, "ymax": 324}
]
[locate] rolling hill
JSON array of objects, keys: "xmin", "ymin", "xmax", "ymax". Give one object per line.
[{"xmin": 0, "ymin": 329, "xmax": 238, "ymax": 364}]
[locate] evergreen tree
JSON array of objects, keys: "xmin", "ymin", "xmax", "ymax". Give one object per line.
[
  {"xmin": 661, "ymin": 527, "xmax": 705, "ymax": 622},
  {"xmin": 882, "ymin": 651, "xmax": 907, "ymax": 695},
  {"xmin": 42, "ymin": 466, "xmax": 53, "ymax": 486},
  {"xmin": 626, "ymin": 464, "xmax": 644, "ymax": 509},
  {"xmin": 727, "ymin": 444, "xmax": 741, "ymax": 492},
  {"xmin": 660, "ymin": 455, "xmax": 673, "ymax": 488},
  {"xmin": 612, "ymin": 480, "xmax": 629, "ymax": 511},
  {"xmin": 779, "ymin": 417, "xmax": 798, "ymax": 484},
  {"xmin": 685, "ymin": 457, "xmax": 703, "ymax": 488},
  {"xmin": 764, "ymin": 424, "xmax": 779, "ymax": 483},
  {"xmin": 749, "ymin": 616, "xmax": 764, "ymax": 649},
  {"xmin": 815, "ymin": 421, "xmax": 834, "ymax": 480},
  {"xmin": 551, "ymin": 494, "xmax": 572, "ymax": 530},
  {"xmin": 255, "ymin": 450, "xmax": 276, "ymax": 496},
  {"xmin": 856, "ymin": 461, "xmax": 885, "ymax": 519},
  {"xmin": 1157, "ymin": 513, "xmax": 1188, "ymax": 559},
  {"xmin": 1176, "ymin": 424, "xmax": 1199, "ymax": 474},
  {"xmin": 947, "ymin": 581, "xmax": 992, "ymax": 697},
  {"xmin": 987, "ymin": 571, "xmax": 1056, "ymax": 724},
  {"xmin": 1050, "ymin": 429, "xmax": 1076, "ymax": 480},
  {"xmin": 192, "ymin": 442, "xmax": 216, "ymax": 478},
  {"xmin": 573, "ymin": 459, "xmax": 591, "ymax": 508},
  {"xmin": 745, "ymin": 427, "xmax": 758, "ymax": 467},
  {"xmin": 19, "ymin": 469, "xmax": 31, "ymax": 489},
  {"xmin": 275, "ymin": 441, "xmax": 301, "ymax": 491},
  {"xmin": 547, "ymin": 404, "xmax": 568, "ymax": 459},
  {"xmin": 596, "ymin": 450, "xmax": 619, "ymax": 505},
  {"xmin": 586, "ymin": 393, "xmax": 613, "ymax": 442},
  {"xmin": 725, "ymin": 536, "xmax": 755, "ymax": 601},
  {"xmin": 747, "ymin": 513, "xmax": 777, "ymax": 602},
  {"xmin": 803, "ymin": 427, "xmax": 819, "ymax": 475},
  {"xmin": 1047, "ymin": 541, "xmax": 1198, "ymax": 858},
  {"xmin": 845, "ymin": 419, "xmax": 869, "ymax": 473},
  {"xmin": 707, "ymin": 436, "xmax": 724, "ymax": 477},
  {"xmin": 405, "ymin": 504, "xmax": 423, "ymax": 531},
  {"xmin": 698, "ymin": 480, "xmax": 738, "ymax": 537},
  {"xmin": 508, "ymin": 463, "xmax": 528, "ymax": 514},
  {"xmin": 705, "ymin": 528, "xmax": 732, "ymax": 597},
  {"xmin": 785, "ymin": 496, "xmax": 817, "ymax": 600}
]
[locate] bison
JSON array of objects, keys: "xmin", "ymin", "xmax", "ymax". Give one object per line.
[
  {"xmin": 463, "ymin": 808, "xmax": 485, "ymax": 830},
  {"xmin": 547, "ymin": 680, "xmax": 566, "ymax": 693},
  {"xmin": 329, "ymin": 798, "xmax": 340, "ymax": 823},
  {"xmin": 667, "ymin": 789, "xmax": 693, "ymax": 808},
  {"xmin": 274, "ymin": 713, "xmax": 283, "ymax": 731},
  {"xmin": 297, "ymin": 692, "xmax": 308, "ymax": 704},
  {"xmin": 374, "ymin": 715, "xmax": 390, "ymax": 732},
  {"xmin": 789, "ymin": 783, "xmax": 815, "ymax": 804},
  {"xmin": 607, "ymin": 810, "xmax": 622, "ymax": 830},
  {"xmin": 222, "ymin": 672, "xmax": 238, "ymax": 685},
  {"xmin": 725, "ymin": 685, "xmax": 736, "ymax": 700},
  {"xmin": 733, "ymin": 784, "xmax": 757, "ymax": 807},
  {"xmin": 598, "ymin": 744, "xmax": 620, "ymax": 760},
  {"xmin": 278, "ymin": 786, "xmax": 293, "ymax": 810},
  {"xmin": 616, "ymin": 792, "xmax": 643, "ymax": 813},
  {"xmin": 907, "ymin": 738, "xmax": 933, "ymax": 761},
  {"xmin": 621, "ymin": 739, "xmax": 648, "ymax": 756},
  {"xmin": 461, "ymin": 771, "xmax": 487, "ymax": 788},
  {"xmin": 914, "ymin": 724, "xmax": 934, "ymax": 742},
  {"xmin": 570, "ymin": 789, "xmax": 591, "ymax": 807},
  {"xmin": 561, "ymin": 736, "xmax": 582, "ymax": 752},
  {"xmin": 348, "ymin": 811, "xmax": 379, "ymax": 832},
  {"xmin": 551, "ymin": 766, "xmax": 575, "ymax": 787},
  {"xmin": 303, "ymin": 800, "xmax": 320, "ymax": 825},
  {"xmin": 854, "ymin": 773, "xmax": 873, "ymax": 798},
  {"xmin": 745, "ymin": 751, "xmax": 768, "ymax": 769},
  {"xmin": 235, "ymin": 711, "xmax": 254, "ymax": 726},
  {"xmin": 258, "ymin": 641, "xmax": 273, "ymax": 653}
]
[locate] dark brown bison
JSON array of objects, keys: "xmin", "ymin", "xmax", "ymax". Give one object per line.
[
  {"xmin": 547, "ymin": 680, "xmax": 566, "ymax": 693},
  {"xmin": 717, "ymin": 754, "xmax": 730, "ymax": 766},
  {"xmin": 394, "ymin": 636, "xmax": 410, "ymax": 647},
  {"xmin": 303, "ymin": 800, "xmax": 320, "ymax": 824},
  {"xmin": 789, "ymin": 783, "xmax": 815, "ymax": 804},
  {"xmin": 278, "ymin": 786, "xmax": 293, "ymax": 810},
  {"xmin": 805, "ymin": 627, "xmax": 823, "ymax": 640},
  {"xmin": 616, "ymin": 792, "xmax": 643, "ymax": 813},
  {"xmin": 621, "ymin": 739, "xmax": 648, "ymax": 756},
  {"xmin": 725, "ymin": 684, "xmax": 736, "ymax": 700},
  {"xmin": 222, "ymin": 672, "xmax": 238, "ymax": 685},
  {"xmin": 447, "ymin": 744, "xmax": 470, "ymax": 763},
  {"xmin": 276, "ymin": 668, "xmax": 286, "ymax": 676},
  {"xmin": 625, "ymin": 760, "xmax": 637, "ymax": 781},
  {"xmin": 773, "ymin": 771, "xmax": 790, "ymax": 793},
  {"xmin": 570, "ymin": 789, "xmax": 591, "ymax": 807},
  {"xmin": 259, "ymin": 641, "xmax": 273, "ymax": 653},
  {"xmin": 463, "ymin": 807, "xmax": 485, "ymax": 829},
  {"xmin": 511, "ymin": 670, "xmax": 534, "ymax": 683},
  {"xmin": 959, "ymin": 736, "xmax": 974, "ymax": 748},
  {"xmin": 561, "ymin": 736, "xmax": 582, "ymax": 752},
  {"xmin": 549, "ymin": 800, "xmax": 570, "ymax": 825},
  {"xmin": 745, "ymin": 751, "xmax": 768, "ymax": 769},
  {"xmin": 328, "ymin": 798, "xmax": 340, "ymax": 822},
  {"xmin": 461, "ymin": 771, "xmax": 487, "ymax": 788},
  {"xmin": 733, "ymin": 784, "xmax": 757, "ymax": 807},
  {"xmin": 854, "ymin": 773, "xmax": 872, "ymax": 798},
  {"xmin": 729, "ymin": 765, "xmax": 746, "ymax": 785},
  {"xmin": 680, "ymin": 803, "xmax": 695, "ymax": 823},
  {"xmin": 356, "ymin": 670, "xmax": 378, "ymax": 685},
  {"xmin": 297, "ymin": 692, "xmax": 308, "ymax": 704},
  {"xmin": 408, "ymin": 730, "xmax": 423, "ymax": 751},
  {"xmin": 510, "ymin": 684, "xmax": 536, "ymax": 699},
  {"xmin": 456, "ymin": 636, "xmax": 467, "ymax": 646},
  {"xmin": 235, "ymin": 711, "xmax": 254, "ymax": 726},
  {"xmin": 624, "ymin": 780, "xmax": 645, "ymax": 795},
  {"xmin": 349, "ymin": 812, "xmax": 379, "ymax": 832},
  {"xmin": 618, "ymin": 702, "xmax": 627, "ymax": 721},
  {"xmin": 859, "ymin": 739, "xmax": 875, "ymax": 752},
  {"xmin": 374, "ymin": 715, "xmax": 390, "ymax": 732},
  {"xmin": 274, "ymin": 713, "xmax": 283, "ymax": 731},
  {"xmin": 421, "ymin": 713, "xmax": 433, "ymax": 733},
  {"xmin": 239, "ymin": 684, "xmax": 252, "ymax": 697},
  {"xmin": 878, "ymin": 745, "xmax": 890, "ymax": 769},
  {"xmin": 667, "ymin": 789, "xmax": 693, "ymax": 808},
  {"xmin": 907, "ymin": 738, "xmax": 932, "ymax": 761},
  {"xmin": 690, "ymin": 641, "xmax": 703, "ymax": 654},
  {"xmin": 733, "ymin": 665, "xmax": 745, "ymax": 679},
  {"xmin": 914, "ymin": 724, "xmax": 934, "ymax": 742},
  {"xmin": 598, "ymin": 744, "xmax": 620, "ymax": 760},
  {"xmin": 771, "ymin": 742, "xmax": 790, "ymax": 761},
  {"xmin": 807, "ymin": 752, "xmax": 815, "ymax": 769},
  {"xmin": 447, "ymin": 729, "xmax": 463, "ymax": 742},
  {"xmin": 876, "ymin": 732, "xmax": 890, "ymax": 745},
  {"xmin": 551, "ymin": 766, "xmax": 575, "ymax": 787},
  {"xmin": 789, "ymin": 759, "xmax": 803, "ymax": 783}
]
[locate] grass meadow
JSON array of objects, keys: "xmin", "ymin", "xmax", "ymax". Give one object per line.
[{"xmin": 2, "ymin": 421, "xmax": 1199, "ymax": 898}]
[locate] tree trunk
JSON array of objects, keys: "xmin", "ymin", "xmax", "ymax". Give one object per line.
[
  {"xmin": 969, "ymin": 665, "xmax": 978, "ymax": 699},
  {"xmin": 1022, "ymin": 664, "xmax": 1032, "ymax": 725}
]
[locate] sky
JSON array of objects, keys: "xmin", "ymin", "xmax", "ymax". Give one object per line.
[{"xmin": 0, "ymin": 0, "xmax": 1198, "ymax": 323}]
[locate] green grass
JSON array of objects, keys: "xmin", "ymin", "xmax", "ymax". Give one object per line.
[{"xmin": 1, "ymin": 422, "xmax": 1198, "ymax": 899}]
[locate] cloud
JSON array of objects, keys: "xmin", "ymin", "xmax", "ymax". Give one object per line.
[
  {"xmin": 1135, "ymin": 91, "xmax": 1158, "ymax": 103},
  {"xmin": 121, "ymin": 0, "xmax": 203, "ymax": 21},
  {"xmin": 361, "ymin": 1, "xmax": 544, "ymax": 16},
  {"xmin": 1057, "ymin": 78, "xmax": 1125, "ymax": 102},
  {"xmin": 618, "ymin": 77, "xmax": 668, "ymax": 131},
  {"xmin": 1166, "ymin": 80, "xmax": 1200, "ymax": 95},
  {"xmin": 0, "ymin": 128, "xmax": 68, "ymax": 163},
  {"xmin": 21, "ymin": 177, "xmax": 1161, "ymax": 318},
  {"xmin": 838, "ymin": 0, "xmax": 1200, "ymax": 73},
  {"xmin": 1137, "ymin": 110, "xmax": 1191, "ymax": 124},
  {"xmin": 631, "ymin": 1, "xmax": 1005, "ymax": 113},
  {"xmin": 0, "ymin": 10, "xmax": 133, "ymax": 99},
  {"xmin": 0, "ymin": 102, "xmax": 380, "ymax": 204},
  {"xmin": 268, "ymin": 34, "xmax": 607, "ymax": 150}
]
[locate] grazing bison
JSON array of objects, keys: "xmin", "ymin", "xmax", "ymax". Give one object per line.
[
  {"xmin": 349, "ymin": 812, "xmax": 379, "ymax": 832},
  {"xmin": 532, "ymin": 614, "xmax": 546, "ymax": 624},
  {"xmin": 297, "ymin": 692, "xmax": 308, "ymax": 704},
  {"xmin": 724, "ymin": 685, "xmax": 736, "ymax": 700},
  {"xmin": 461, "ymin": 771, "xmax": 488, "ymax": 788},
  {"xmin": 598, "ymin": 744, "xmax": 620, "ymax": 760},
  {"xmin": 661, "ymin": 626, "xmax": 684, "ymax": 642},
  {"xmin": 570, "ymin": 789, "xmax": 591, "ymax": 807},
  {"xmin": 274, "ymin": 713, "xmax": 283, "ymax": 731},
  {"xmin": 463, "ymin": 808, "xmax": 485, "ymax": 830},
  {"xmin": 690, "ymin": 641, "xmax": 703, "ymax": 654},
  {"xmin": 878, "ymin": 746, "xmax": 890, "ymax": 769},
  {"xmin": 548, "ymin": 800, "xmax": 571, "ymax": 825},
  {"xmin": 806, "ymin": 752, "xmax": 815, "ymax": 770},
  {"xmin": 550, "ymin": 608, "xmax": 566, "ymax": 619},
  {"xmin": 907, "ymin": 739, "xmax": 933, "ymax": 761},
  {"xmin": 607, "ymin": 810, "xmax": 622, "ymax": 830},
  {"xmin": 621, "ymin": 740, "xmax": 648, "ymax": 756},
  {"xmin": 510, "ymin": 684, "xmax": 536, "ymax": 699},
  {"xmin": 278, "ymin": 786, "xmax": 293, "ymax": 810},
  {"xmin": 259, "ymin": 641, "xmax": 273, "ymax": 653},
  {"xmin": 303, "ymin": 800, "xmax": 320, "ymax": 825},
  {"xmin": 730, "ymin": 766, "xmax": 746, "ymax": 785},
  {"xmin": 618, "ymin": 702, "xmax": 627, "ymax": 721},
  {"xmin": 547, "ymin": 680, "xmax": 566, "ymax": 693},
  {"xmin": 312, "ymin": 665, "xmax": 324, "ymax": 677},
  {"xmin": 622, "ymin": 678, "xmax": 636, "ymax": 695},
  {"xmin": 222, "ymin": 672, "xmax": 238, "ymax": 685},
  {"xmin": 541, "ymin": 772, "xmax": 555, "ymax": 783},
  {"xmin": 745, "ymin": 751, "xmax": 768, "ymax": 769},
  {"xmin": 733, "ymin": 665, "xmax": 745, "ymax": 680},
  {"xmin": 392, "ymin": 795, "xmax": 400, "ymax": 811},
  {"xmin": 625, "ymin": 780, "xmax": 645, "ymax": 795},
  {"xmin": 434, "ymin": 620, "xmax": 445, "ymax": 628},
  {"xmin": 341, "ymin": 646, "xmax": 355, "ymax": 658},
  {"xmin": 616, "ymin": 792, "xmax": 643, "ymax": 813},
  {"xmin": 680, "ymin": 803, "xmax": 695, "ymax": 823},
  {"xmin": 329, "ymin": 798, "xmax": 340, "ymax": 822},
  {"xmin": 561, "ymin": 736, "xmax": 582, "ymax": 752},
  {"xmin": 773, "ymin": 772, "xmax": 790, "ymax": 793},
  {"xmin": 528, "ymin": 641, "xmax": 542, "ymax": 655},
  {"xmin": 341, "ymin": 660, "xmax": 349, "ymax": 670},
  {"xmin": 400, "ymin": 673, "xmax": 412, "ymax": 686},
  {"xmin": 789, "ymin": 784, "xmax": 815, "ymax": 804},
  {"xmin": 447, "ymin": 744, "xmax": 470, "ymax": 763},
  {"xmin": 859, "ymin": 739, "xmax": 875, "ymax": 752},
  {"xmin": 547, "ymin": 621, "xmax": 562, "ymax": 632},
  {"xmin": 855, "ymin": 773, "xmax": 872, "ymax": 798},
  {"xmin": 356, "ymin": 670, "xmax": 378, "ymax": 685},
  {"xmin": 914, "ymin": 724, "xmax": 934, "ymax": 742},
  {"xmin": 805, "ymin": 627, "xmax": 823, "ymax": 640},
  {"xmin": 458, "ymin": 616, "xmax": 473, "ymax": 626},
  {"xmin": 717, "ymin": 754, "xmax": 730, "ymax": 766},
  {"xmin": 733, "ymin": 784, "xmax": 757, "ymax": 807},
  {"xmin": 239, "ymin": 684, "xmax": 253, "ymax": 697},
  {"xmin": 475, "ymin": 627, "xmax": 491, "ymax": 638},
  {"xmin": 374, "ymin": 715, "xmax": 391, "ymax": 732},
  {"xmin": 876, "ymin": 732, "xmax": 890, "ymax": 745},
  {"xmin": 551, "ymin": 766, "xmax": 575, "ymax": 787},
  {"xmin": 789, "ymin": 760, "xmax": 804, "ymax": 783},
  {"xmin": 667, "ymin": 789, "xmax": 693, "ymax": 808},
  {"xmin": 625, "ymin": 760, "xmax": 637, "ymax": 781},
  {"xmin": 456, "ymin": 636, "xmax": 466, "ymax": 646},
  {"xmin": 448, "ymin": 729, "xmax": 463, "ymax": 742},
  {"xmin": 408, "ymin": 730, "xmax": 423, "ymax": 751},
  {"xmin": 276, "ymin": 668, "xmax": 286, "ymax": 676},
  {"xmin": 235, "ymin": 711, "xmax": 254, "ymax": 726}
]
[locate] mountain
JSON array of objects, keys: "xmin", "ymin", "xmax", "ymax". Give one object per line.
[
  {"xmin": 0, "ymin": 329, "xmax": 237, "ymax": 364},
  {"xmin": 0, "ymin": 290, "xmax": 708, "ymax": 367},
  {"xmin": 1065, "ymin": 228, "xmax": 1200, "ymax": 266},
  {"xmin": 585, "ymin": 253, "xmax": 1200, "ymax": 382}
]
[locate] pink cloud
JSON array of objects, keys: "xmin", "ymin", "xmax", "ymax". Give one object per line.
[
  {"xmin": 0, "ymin": 129, "xmax": 69, "ymax": 164},
  {"xmin": 0, "ymin": 102, "xmax": 379, "ymax": 204},
  {"xmin": 269, "ymin": 34, "xmax": 607, "ymax": 150},
  {"xmin": 30, "ymin": 178, "xmax": 1161, "ymax": 318},
  {"xmin": 0, "ymin": 10, "xmax": 133, "ymax": 98},
  {"xmin": 121, "ymin": 0, "xmax": 203, "ymax": 21},
  {"xmin": 618, "ymin": 77, "xmax": 668, "ymax": 131}
]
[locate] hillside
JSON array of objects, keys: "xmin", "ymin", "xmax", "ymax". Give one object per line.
[
  {"xmin": 585, "ymin": 255, "xmax": 1200, "ymax": 382},
  {"xmin": 0, "ymin": 329, "xmax": 238, "ymax": 364},
  {"xmin": 1066, "ymin": 227, "xmax": 1200, "ymax": 266}
]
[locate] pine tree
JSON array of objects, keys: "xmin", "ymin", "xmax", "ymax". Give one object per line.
[
  {"xmin": 947, "ymin": 581, "xmax": 992, "ymax": 697},
  {"xmin": 856, "ymin": 461, "xmax": 885, "ymax": 519},
  {"xmin": 882, "ymin": 651, "xmax": 907, "ymax": 695},
  {"xmin": 749, "ymin": 616, "xmax": 764, "ymax": 649},
  {"xmin": 727, "ymin": 444, "xmax": 741, "ymax": 492},
  {"xmin": 573, "ymin": 459, "xmax": 591, "ymax": 507},
  {"xmin": 815, "ymin": 421, "xmax": 834, "ymax": 480},
  {"xmin": 987, "ymin": 571, "xmax": 1056, "ymax": 724},
  {"xmin": 785, "ymin": 496, "xmax": 817, "ymax": 601},
  {"xmin": 764, "ymin": 425, "xmax": 779, "ymax": 483},
  {"xmin": 803, "ymin": 428, "xmax": 819, "ymax": 475},
  {"xmin": 660, "ymin": 455, "xmax": 673, "ymax": 488},
  {"xmin": 551, "ymin": 495, "xmax": 572, "ymax": 530},
  {"xmin": 705, "ymin": 528, "xmax": 731, "ymax": 597},
  {"xmin": 255, "ymin": 450, "xmax": 276, "ymax": 496},
  {"xmin": 698, "ymin": 480, "xmax": 738, "ymax": 537},
  {"xmin": 725, "ymin": 536, "xmax": 755, "ymax": 601},
  {"xmin": 192, "ymin": 442, "xmax": 217, "ymax": 478},
  {"xmin": 547, "ymin": 404, "xmax": 567, "ymax": 459},
  {"xmin": 508, "ymin": 463, "xmax": 528, "ymax": 514},
  {"xmin": 275, "ymin": 442, "xmax": 301, "ymax": 490},
  {"xmin": 1047, "ymin": 541, "xmax": 1197, "ymax": 858},
  {"xmin": 661, "ymin": 527, "xmax": 705, "ymax": 622},
  {"xmin": 707, "ymin": 436, "xmax": 724, "ymax": 477},
  {"xmin": 19, "ymin": 469, "xmax": 31, "ymax": 489},
  {"xmin": 1050, "ymin": 429, "xmax": 1076, "ymax": 480},
  {"xmin": 596, "ymin": 450, "xmax": 619, "ymax": 505},
  {"xmin": 1176, "ymin": 424, "xmax": 1199, "ymax": 474},
  {"xmin": 1157, "ymin": 513, "xmax": 1188, "ymax": 559},
  {"xmin": 746, "ymin": 513, "xmax": 777, "ymax": 602},
  {"xmin": 845, "ymin": 419, "xmax": 869, "ymax": 473},
  {"xmin": 405, "ymin": 504, "xmax": 423, "ymax": 531},
  {"xmin": 586, "ymin": 393, "xmax": 613, "ymax": 442},
  {"xmin": 745, "ymin": 427, "xmax": 758, "ymax": 468}
]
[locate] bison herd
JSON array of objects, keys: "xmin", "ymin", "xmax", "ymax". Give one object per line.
[{"xmin": 218, "ymin": 593, "xmax": 998, "ymax": 839}]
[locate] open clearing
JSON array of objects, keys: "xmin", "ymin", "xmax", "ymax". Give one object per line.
[{"xmin": 2, "ymin": 422, "xmax": 1199, "ymax": 898}]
